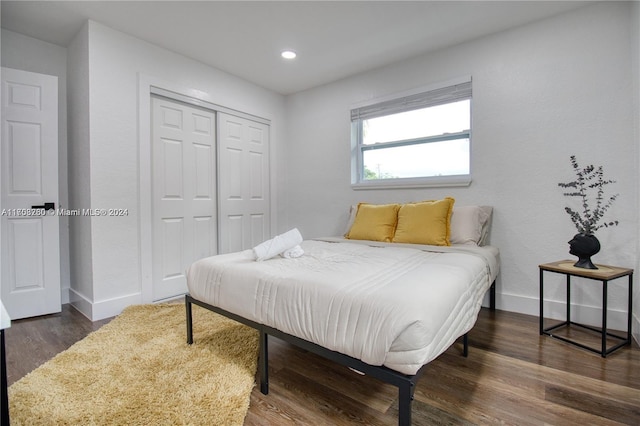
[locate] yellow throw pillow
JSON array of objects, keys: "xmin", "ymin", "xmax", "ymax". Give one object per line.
[
  {"xmin": 345, "ymin": 203, "xmax": 400, "ymax": 242},
  {"xmin": 392, "ymin": 197, "xmax": 455, "ymax": 246}
]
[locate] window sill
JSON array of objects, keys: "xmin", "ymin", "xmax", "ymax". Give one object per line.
[{"xmin": 351, "ymin": 175, "xmax": 472, "ymax": 190}]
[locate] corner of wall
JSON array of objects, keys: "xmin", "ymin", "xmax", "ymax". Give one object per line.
[
  {"xmin": 60, "ymin": 287, "xmax": 70, "ymax": 304},
  {"xmin": 70, "ymin": 288, "xmax": 141, "ymax": 321},
  {"xmin": 67, "ymin": 21, "xmax": 95, "ymax": 303}
]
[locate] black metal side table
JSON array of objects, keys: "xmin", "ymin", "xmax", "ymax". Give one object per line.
[{"xmin": 539, "ymin": 260, "xmax": 633, "ymax": 357}]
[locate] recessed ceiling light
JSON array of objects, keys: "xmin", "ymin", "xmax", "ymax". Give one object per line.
[{"xmin": 281, "ymin": 50, "xmax": 297, "ymax": 59}]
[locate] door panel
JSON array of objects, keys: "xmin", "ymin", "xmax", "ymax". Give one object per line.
[
  {"xmin": 1, "ymin": 67, "xmax": 60, "ymax": 319},
  {"xmin": 151, "ymin": 96, "xmax": 216, "ymax": 301},
  {"xmin": 193, "ymin": 216, "xmax": 214, "ymax": 260},
  {"xmin": 8, "ymin": 219, "xmax": 44, "ymax": 289},
  {"xmin": 7, "ymin": 121, "xmax": 42, "ymax": 192},
  {"xmin": 218, "ymin": 113, "xmax": 270, "ymax": 253},
  {"xmin": 194, "ymin": 143, "xmax": 213, "ymax": 198}
]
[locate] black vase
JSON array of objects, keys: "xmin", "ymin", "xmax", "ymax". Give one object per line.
[{"xmin": 568, "ymin": 233, "xmax": 600, "ymax": 269}]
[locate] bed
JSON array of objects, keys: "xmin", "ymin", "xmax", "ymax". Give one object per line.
[{"xmin": 185, "ymin": 201, "xmax": 499, "ymax": 425}]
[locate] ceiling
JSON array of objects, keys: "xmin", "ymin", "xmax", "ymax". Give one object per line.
[{"xmin": 1, "ymin": 1, "xmax": 591, "ymax": 95}]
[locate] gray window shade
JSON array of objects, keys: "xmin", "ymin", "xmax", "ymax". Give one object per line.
[{"xmin": 350, "ymin": 81, "xmax": 472, "ymax": 121}]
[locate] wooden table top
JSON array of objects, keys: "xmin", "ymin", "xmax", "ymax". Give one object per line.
[{"xmin": 539, "ymin": 260, "xmax": 633, "ymax": 280}]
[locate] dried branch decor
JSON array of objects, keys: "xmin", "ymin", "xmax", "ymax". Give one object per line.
[{"xmin": 558, "ymin": 155, "xmax": 619, "ymax": 236}]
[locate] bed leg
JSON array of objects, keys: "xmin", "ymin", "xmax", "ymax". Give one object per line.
[
  {"xmin": 398, "ymin": 382, "xmax": 413, "ymax": 426},
  {"xmin": 259, "ymin": 330, "xmax": 269, "ymax": 395},
  {"xmin": 463, "ymin": 333, "xmax": 469, "ymax": 357},
  {"xmin": 490, "ymin": 280, "xmax": 496, "ymax": 311},
  {"xmin": 186, "ymin": 295, "xmax": 193, "ymax": 345}
]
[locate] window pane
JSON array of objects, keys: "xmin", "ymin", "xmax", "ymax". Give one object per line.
[
  {"xmin": 363, "ymin": 139, "xmax": 469, "ymax": 180},
  {"xmin": 362, "ymin": 100, "xmax": 470, "ymax": 145}
]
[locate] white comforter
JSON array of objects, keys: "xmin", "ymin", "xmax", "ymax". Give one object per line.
[{"xmin": 187, "ymin": 238, "xmax": 499, "ymax": 375}]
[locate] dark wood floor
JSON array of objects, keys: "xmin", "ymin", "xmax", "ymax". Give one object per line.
[
  {"xmin": 5, "ymin": 305, "xmax": 111, "ymax": 386},
  {"xmin": 6, "ymin": 305, "xmax": 640, "ymax": 425}
]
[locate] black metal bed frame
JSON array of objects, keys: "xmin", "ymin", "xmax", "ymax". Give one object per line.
[{"xmin": 185, "ymin": 281, "xmax": 496, "ymax": 426}]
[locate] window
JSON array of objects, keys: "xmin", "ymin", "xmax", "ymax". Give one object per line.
[{"xmin": 351, "ymin": 80, "xmax": 472, "ymax": 189}]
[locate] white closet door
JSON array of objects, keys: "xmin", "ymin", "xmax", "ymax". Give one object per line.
[
  {"xmin": 218, "ymin": 113, "xmax": 270, "ymax": 253},
  {"xmin": 1, "ymin": 67, "xmax": 60, "ymax": 319},
  {"xmin": 151, "ymin": 96, "xmax": 216, "ymax": 301}
]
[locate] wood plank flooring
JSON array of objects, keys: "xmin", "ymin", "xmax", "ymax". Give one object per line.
[{"xmin": 5, "ymin": 305, "xmax": 640, "ymax": 425}]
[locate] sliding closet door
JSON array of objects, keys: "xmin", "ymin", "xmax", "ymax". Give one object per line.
[
  {"xmin": 218, "ymin": 113, "xmax": 270, "ymax": 253},
  {"xmin": 151, "ymin": 96, "xmax": 217, "ymax": 301}
]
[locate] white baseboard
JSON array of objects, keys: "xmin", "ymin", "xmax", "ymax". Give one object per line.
[
  {"xmin": 69, "ymin": 288, "xmax": 142, "ymax": 321},
  {"xmin": 496, "ymin": 292, "xmax": 634, "ymax": 340},
  {"xmin": 68, "ymin": 288, "xmax": 92, "ymax": 319}
]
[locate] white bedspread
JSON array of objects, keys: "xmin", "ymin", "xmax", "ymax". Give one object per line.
[{"xmin": 187, "ymin": 238, "xmax": 499, "ymax": 375}]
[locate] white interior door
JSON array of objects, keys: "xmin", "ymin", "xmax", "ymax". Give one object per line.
[
  {"xmin": 151, "ymin": 96, "xmax": 217, "ymax": 301},
  {"xmin": 218, "ymin": 113, "xmax": 270, "ymax": 253},
  {"xmin": 1, "ymin": 67, "xmax": 60, "ymax": 319}
]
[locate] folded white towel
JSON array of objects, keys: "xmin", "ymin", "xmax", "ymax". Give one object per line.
[
  {"xmin": 253, "ymin": 228, "xmax": 303, "ymax": 261},
  {"xmin": 281, "ymin": 244, "xmax": 304, "ymax": 259}
]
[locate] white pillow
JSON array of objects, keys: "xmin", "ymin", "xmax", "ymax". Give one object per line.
[
  {"xmin": 342, "ymin": 204, "xmax": 358, "ymax": 237},
  {"xmin": 450, "ymin": 205, "xmax": 493, "ymax": 246},
  {"xmin": 477, "ymin": 206, "xmax": 493, "ymax": 246}
]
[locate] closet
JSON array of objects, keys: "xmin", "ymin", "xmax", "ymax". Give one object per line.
[{"xmin": 150, "ymin": 93, "xmax": 270, "ymax": 301}]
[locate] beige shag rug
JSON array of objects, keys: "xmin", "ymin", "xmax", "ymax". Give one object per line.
[{"xmin": 9, "ymin": 303, "xmax": 259, "ymax": 425}]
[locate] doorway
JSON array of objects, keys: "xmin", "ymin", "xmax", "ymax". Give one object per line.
[{"xmin": 1, "ymin": 67, "xmax": 61, "ymax": 319}]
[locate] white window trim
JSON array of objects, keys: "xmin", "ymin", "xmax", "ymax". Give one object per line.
[
  {"xmin": 350, "ymin": 76, "xmax": 472, "ymax": 190},
  {"xmin": 352, "ymin": 175, "xmax": 472, "ymax": 190}
]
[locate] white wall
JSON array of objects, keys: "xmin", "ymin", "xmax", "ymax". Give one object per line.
[
  {"xmin": 1, "ymin": 29, "xmax": 72, "ymax": 303},
  {"xmin": 67, "ymin": 21, "xmax": 286, "ymax": 320},
  {"xmin": 284, "ymin": 2, "xmax": 638, "ymax": 332}
]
